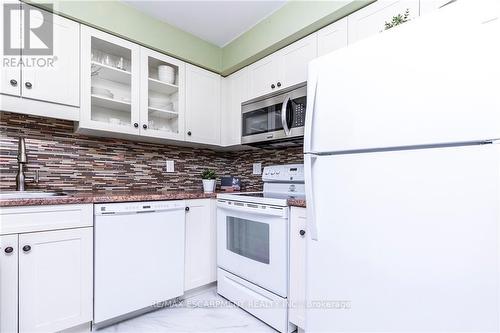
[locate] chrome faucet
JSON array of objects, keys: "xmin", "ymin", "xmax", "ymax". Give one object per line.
[{"xmin": 16, "ymin": 137, "xmax": 27, "ymax": 191}]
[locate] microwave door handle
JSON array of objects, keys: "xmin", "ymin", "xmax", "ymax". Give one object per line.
[{"xmin": 281, "ymin": 95, "xmax": 291, "ymax": 136}]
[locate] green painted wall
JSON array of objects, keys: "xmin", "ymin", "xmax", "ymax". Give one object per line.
[
  {"xmin": 221, "ymin": 0, "xmax": 372, "ymax": 76},
  {"xmin": 26, "ymin": 0, "xmax": 223, "ymax": 72},
  {"xmin": 25, "ymin": 0, "xmax": 372, "ymax": 76}
]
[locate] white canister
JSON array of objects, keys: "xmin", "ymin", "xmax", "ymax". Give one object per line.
[
  {"xmin": 158, "ymin": 65, "xmax": 175, "ymax": 84},
  {"xmin": 202, "ymin": 179, "xmax": 216, "ymax": 193}
]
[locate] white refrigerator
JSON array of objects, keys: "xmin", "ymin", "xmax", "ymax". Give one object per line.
[{"xmin": 303, "ymin": 1, "xmax": 500, "ymax": 332}]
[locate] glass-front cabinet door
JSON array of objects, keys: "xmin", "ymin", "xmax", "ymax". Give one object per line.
[
  {"xmin": 79, "ymin": 26, "xmax": 140, "ymax": 134},
  {"xmin": 139, "ymin": 49, "xmax": 185, "ymax": 140}
]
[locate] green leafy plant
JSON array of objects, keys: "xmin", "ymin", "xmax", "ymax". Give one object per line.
[
  {"xmin": 384, "ymin": 9, "xmax": 410, "ymax": 30},
  {"xmin": 201, "ymin": 169, "xmax": 216, "ymax": 180}
]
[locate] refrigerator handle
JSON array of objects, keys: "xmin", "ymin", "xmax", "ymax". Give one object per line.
[
  {"xmin": 304, "ymin": 63, "xmax": 319, "ymax": 153},
  {"xmin": 305, "ymin": 154, "xmax": 318, "ymax": 240}
]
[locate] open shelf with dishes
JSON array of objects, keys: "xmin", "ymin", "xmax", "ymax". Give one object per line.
[
  {"xmin": 85, "ymin": 33, "xmax": 136, "ymax": 129},
  {"xmin": 140, "ymin": 49, "xmax": 185, "ymax": 139},
  {"xmin": 79, "ymin": 26, "xmax": 185, "ymax": 140}
]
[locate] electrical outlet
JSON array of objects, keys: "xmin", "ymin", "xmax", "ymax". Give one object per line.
[
  {"xmin": 253, "ymin": 163, "xmax": 262, "ymax": 175},
  {"xmin": 166, "ymin": 160, "xmax": 175, "ymax": 173}
]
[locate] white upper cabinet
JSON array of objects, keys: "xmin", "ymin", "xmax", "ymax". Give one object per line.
[
  {"xmin": 21, "ymin": 4, "xmax": 80, "ymax": 107},
  {"xmin": 419, "ymin": 0, "xmax": 453, "ymax": 16},
  {"xmin": 278, "ymin": 33, "xmax": 318, "ymax": 91},
  {"xmin": 0, "ymin": 2, "xmax": 80, "ymax": 120},
  {"xmin": 247, "ymin": 34, "xmax": 317, "ymax": 100},
  {"xmin": 18, "ymin": 228, "xmax": 93, "ymax": 333},
  {"xmin": 348, "ymin": 0, "xmax": 420, "ymax": 44},
  {"xmin": 247, "ymin": 53, "xmax": 279, "ymax": 99},
  {"xmin": 221, "ymin": 68, "xmax": 248, "ymax": 146},
  {"xmin": 0, "ymin": 1, "xmax": 22, "ymax": 97},
  {"xmin": 79, "ymin": 25, "xmax": 141, "ymax": 136},
  {"xmin": 140, "ymin": 48, "xmax": 185, "ymax": 141},
  {"xmin": 317, "ymin": 17, "xmax": 348, "ymax": 57},
  {"xmin": 185, "ymin": 64, "xmax": 221, "ymax": 145}
]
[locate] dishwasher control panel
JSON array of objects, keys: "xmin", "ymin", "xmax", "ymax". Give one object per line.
[{"xmin": 94, "ymin": 200, "xmax": 185, "ymax": 215}]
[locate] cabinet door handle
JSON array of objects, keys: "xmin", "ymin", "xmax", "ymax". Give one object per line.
[
  {"xmin": 185, "ymin": 206, "xmax": 190, "ymax": 212},
  {"xmin": 4, "ymin": 247, "xmax": 14, "ymax": 254},
  {"xmin": 134, "ymin": 123, "xmax": 139, "ymax": 128},
  {"xmin": 271, "ymin": 84, "xmax": 276, "ymax": 89},
  {"xmin": 10, "ymin": 79, "xmax": 17, "ymax": 87},
  {"xmin": 299, "ymin": 229, "xmax": 306, "ymax": 236},
  {"xmin": 187, "ymin": 131, "xmax": 192, "ymax": 136},
  {"xmin": 22, "ymin": 245, "xmax": 31, "ymax": 252},
  {"xmin": 277, "ymin": 82, "xmax": 282, "ymax": 88},
  {"xmin": 25, "ymin": 82, "xmax": 32, "ymax": 89},
  {"xmin": 142, "ymin": 124, "xmax": 147, "ymax": 129}
]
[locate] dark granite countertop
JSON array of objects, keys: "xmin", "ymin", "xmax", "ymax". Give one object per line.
[
  {"xmin": 287, "ymin": 198, "xmax": 306, "ymax": 208},
  {"xmin": 0, "ymin": 190, "xmax": 218, "ymax": 207},
  {"xmin": 0, "ymin": 190, "xmax": 307, "ymax": 208}
]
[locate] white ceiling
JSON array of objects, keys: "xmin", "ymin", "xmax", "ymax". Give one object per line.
[{"xmin": 123, "ymin": 1, "xmax": 287, "ymax": 47}]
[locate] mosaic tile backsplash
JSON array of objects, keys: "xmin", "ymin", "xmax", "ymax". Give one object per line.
[{"xmin": 0, "ymin": 112, "xmax": 303, "ymax": 192}]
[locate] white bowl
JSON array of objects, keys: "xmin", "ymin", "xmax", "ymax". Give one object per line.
[
  {"xmin": 158, "ymin": 65, "xmax": 175, "ymax": 84},
  {"xmin": 92, "ymin": 87, "xmax": 113, "ymax": 99}
]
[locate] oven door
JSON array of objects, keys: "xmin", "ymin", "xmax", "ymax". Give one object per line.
[{"xmin": 216, "ymin": 200, "xmax": 289, "ymax": 297}]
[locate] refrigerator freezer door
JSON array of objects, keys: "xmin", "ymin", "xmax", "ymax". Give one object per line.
[
  {"xmin": 306, "ymin": 144, "xmax": 500, "ymax": 332},
  {"xmin": 305, "ymin": 1, "xmax": 500, "ymax": 154}
]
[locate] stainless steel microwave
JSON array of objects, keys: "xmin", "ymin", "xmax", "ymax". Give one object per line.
[{"xmin": 241, "ymin": 84, "xmax": 306, "ymax": 148}]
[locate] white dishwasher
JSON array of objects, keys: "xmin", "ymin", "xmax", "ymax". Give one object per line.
[{"xmin": 94, "ymin": 200, "xmax": 185, "ymax": 326}]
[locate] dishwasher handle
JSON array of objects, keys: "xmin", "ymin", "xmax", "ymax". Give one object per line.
[{"xmin": 94, "ymin": 202, "xmax": 186, "ymax": 216}]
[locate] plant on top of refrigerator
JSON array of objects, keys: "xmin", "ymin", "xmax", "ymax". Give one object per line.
[{"xmin": 384, "ymin": 9, "xmax": 411, "ymax": 30}]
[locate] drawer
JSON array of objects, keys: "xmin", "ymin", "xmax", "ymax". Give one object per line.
[
  {"xmin": 0, "ymin": 204, "xmax": 93, "ymax": 235},
  {"xmin": 217, "ymin": 268, "xmax": 294, "ymax": 333}
]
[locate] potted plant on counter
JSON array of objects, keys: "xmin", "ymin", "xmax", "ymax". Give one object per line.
[{"xmin": 201, "ymin": 169, "xmax": 217, "ymax": 193}]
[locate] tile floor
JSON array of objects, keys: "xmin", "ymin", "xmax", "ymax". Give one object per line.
[{"xmin": 97, "ymin": 288, "xmax": 277, "ymax": 332}]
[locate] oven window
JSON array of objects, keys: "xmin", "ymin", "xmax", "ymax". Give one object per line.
[
  {"xmin": 226, "ymin": 217, "xmax": 270, "ymax": 264},
  {"xmin": 242, "ymin": 104, "xmax": 283, "ymax": 137}
]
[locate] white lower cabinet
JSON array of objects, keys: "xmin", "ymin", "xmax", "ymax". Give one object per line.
[
  {"xmin": 289, "ymin": 207, "xmax": 307, "ymax": 329},
  {"xmin": 0, "ymin": 234, "xmax": 19, "ymax": 333},
  {"xmin": 19, "ymin": 228, "xmax": 93, "ymax": 333},
  {"xmin": 184, "ymin": 199, "xmax": 217, "ymax": 291},
  {"xmin": 0, "ymin": 204, "xmax": 93, "ymax": 333}
]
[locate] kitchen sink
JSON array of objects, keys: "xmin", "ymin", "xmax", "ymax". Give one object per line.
[{"xmin": 0, "ymin": 191, "xmax": 68, "ymax": 199}]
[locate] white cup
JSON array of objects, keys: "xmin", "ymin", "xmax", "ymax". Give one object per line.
[{"xmin": 158, "ymin": 65, "xmax": 175, "ymax": 84}]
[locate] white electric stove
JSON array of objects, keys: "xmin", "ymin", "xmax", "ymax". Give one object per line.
[
  {"xmin": 217, "ymin": 164, "xmax": 305, "ymax": 207},
  {"xmin": 216, "ymin": 164, "xmax": 304, "ymax": 333}
]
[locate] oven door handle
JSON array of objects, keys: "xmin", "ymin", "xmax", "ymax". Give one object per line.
[
  {"xmin": 217, "ymin": 201, "xmax": 288, "ymax": 218},
  {"xmin": 281, "ymin": 95, "xmax": 292, "ymax": 136}
]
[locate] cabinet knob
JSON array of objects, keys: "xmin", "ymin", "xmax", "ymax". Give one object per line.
[
  {"xmin": 25, "ymin": 82, "xmax": 32, "ymax": 89},
  {"xmin": 142, "ymin": 124, "xmax": 147, "ymax": 129},
  {"xmin": 271, "ymin": 84, "xmax": 276, "ymax": 89},
  {"xmin": 10, "ymin": 79, "xmax": 17, "ymax": 87},
  {"xmin": 134, "ymin": 123, "xmax": 139, "ymax": 128},
  {"xmin": 22, "ymin": 245, "xmax": 31, "ymax": 252},
  {"xmin": 185, "ymin": 206, "xmax": 190, "ymax": 212},
  {"xmin": 277, "ymin": 82, "xmax": 282, "ymax": 88},
  {"xmin": 299, "ymin": 229, "xmax": 306, "ymax": 236},
  {"xmin": 4, "ymin": 247, "xmax": 14, "ymax": 254},
  {"xmin": 187, "ymin": 131, "xmax": 192, "ymax": 136}
]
